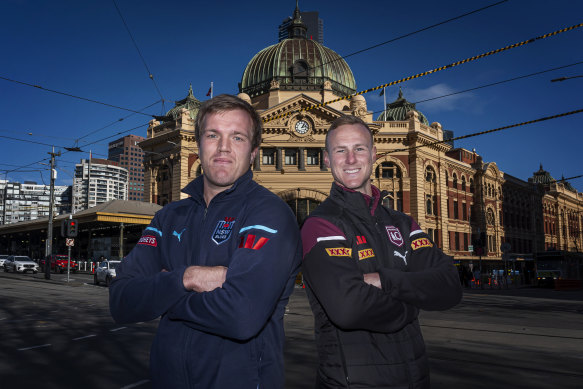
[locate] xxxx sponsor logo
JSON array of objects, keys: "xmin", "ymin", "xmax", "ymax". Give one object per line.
[
  {"xmin": 411, "ymin": 238, "xmax": 433, "ymax": 250},
  {"xmin": 325, "ymin": 248, "xmax": 352, "ymax": 257},
  {"xmin": 358, "ymin": 248, "xmax": 375, "ymax": 260}
]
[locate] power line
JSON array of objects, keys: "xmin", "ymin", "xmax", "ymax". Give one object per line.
[
  {"xmin": 112, "ymin": 0, "xmax": 165, "ymax": 110},
  {"xmin": 264, "ymin": 21, "xmax": 583, "ymax": 123},
  {"xmin": 371, "ymin": 60, "xmax": 583, "ymax": 116},
  {"xmin": 379, "ymin": 108, "xmax": 583, "ymax": 156},
  {"xmin": 304, "ymin": 0, "xmax": 509, "ymax": 77},
  {"xmin": 0, "ymin": 75, "xmax": 158, "ymax": 116}
]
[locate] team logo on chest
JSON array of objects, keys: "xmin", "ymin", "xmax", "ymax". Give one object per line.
[
  {"xmin": 385, "ymin": 226, "xmax": 404, "ymax": 247},
  {"xmin": 212, "ymin": 217, "xmax": 236, "ymax": 245}
]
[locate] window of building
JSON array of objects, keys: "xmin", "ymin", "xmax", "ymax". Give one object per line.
[
  {"xmin": 453, "ymin": 200, "xmax": 459, "ymax": 219},
  {"xmin": 452, "ymin": 173, "xmax": 458, "ymax": 189},
  {"xmin": 306, "ymin": 149, "xmax": 319, "ymax": 165},
  {"xmin": 455, "ymin": 232, "xmax": 460, "ymax": 250},
  {"xmin": 376, "ymin": 162, "xmax": 402, "ymax": 178},
  {"xmin": 262, "ymin": 149, "xmax": 275, "ymax": 165},
  {"xmin": 425, "ymin": 166, "xmax": 436, "ymax": 182},
  {"xmin": 461, "ymin": 176, "xmax": 466, "ymax": 191},
  {"xmin": 285, "ymin": 149, "xmax": 297, "ymax": 165},
  {"xmin": 462, "ymin": 202, "xmax": 467, "ymax": 220},
  {"xmin": 426, "ymin": 195, "xmax": 433, "ymax": 215},
  {"xmin": 469, "ymin": 178, "xmax": 474, "ymax": 193}
]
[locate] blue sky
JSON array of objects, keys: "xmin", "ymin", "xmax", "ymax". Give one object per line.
[{"xmin": 1, "ymin": 0, "xmax": 582, "ymax": 190}]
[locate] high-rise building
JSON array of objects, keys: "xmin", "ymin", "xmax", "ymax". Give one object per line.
[
  {"xmin": 279, "ymin": 10, "xmax": 323, "ymax": 43},
  {"xmin": 72, "ymin": 158, "xmax": 128, "ymax": 213},
  {"xmin": 0, "ymin": 180, "xmax": 70, "ymax": 225},
  {"xmin": 108, "ymin": 135, "xmax": 145, "ymax": 201}
]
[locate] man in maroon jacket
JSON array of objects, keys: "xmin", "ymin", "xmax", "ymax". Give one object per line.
[{"xmin": 301, "ymin": 115, "xmax": 462, "ymax": 388}]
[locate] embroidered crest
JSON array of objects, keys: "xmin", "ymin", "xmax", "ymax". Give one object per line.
[
  {"xmin": 385, "ymin": 226, "xmax": 404, "ymax": 247},
  {"xmin": 138, "ymin": 235, "xmax": 157, "ymax": 247},
  {"xmin": 358, "ymin": 248, "xmax": 375, "ymax": 260},
  {"xmin": 212, "ymin": 217, "xmax": 236, "ymax": 245},
  {"xmin": 325, "ymin": 248, "xmax": 352, "ymax": 257}
]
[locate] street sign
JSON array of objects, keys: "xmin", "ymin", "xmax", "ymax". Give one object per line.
[
  {"xmin": 468, "ymin": 245, "xmax": 474, "ymax": 252},
  {"xmin": 66, "ymin": 238, "xmax": 75, "ymax": 247}
]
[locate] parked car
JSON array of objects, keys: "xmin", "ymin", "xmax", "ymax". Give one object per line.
[
  {"xmin": 39, "ymin": 254, "xmax": 78, "ymax": 273},
  {"xmin": 3, "ymin": 255, "xmax": 39, "ymax": 273},
  {"xmin": 0, "ymin": 254, "xmax": 9, "ymax": 268},
  {"xmin": 94, "ymin": 260, "xmax": 121, "ymax": 286}
]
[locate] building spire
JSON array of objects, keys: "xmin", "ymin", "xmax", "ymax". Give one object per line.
[{"xmin": 288, "ymin": 0, "xmax": 307, "ymax": 38}]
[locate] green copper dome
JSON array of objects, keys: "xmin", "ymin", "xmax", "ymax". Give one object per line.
[
  {"xmin": 165, "ymin": 85, "xmax": 202, "ymax": 121},
  {"xmin": 376, "ymin": 88, "xmax": 430, "ymax": 126},
  {"xmin": 240, "ymin": 4, "xmax": 356, "ymax": 98}
]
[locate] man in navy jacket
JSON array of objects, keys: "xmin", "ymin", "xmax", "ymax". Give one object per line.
[{"xmin": 110, "ymin": 94, "xmax": 301, "ymax": 388}]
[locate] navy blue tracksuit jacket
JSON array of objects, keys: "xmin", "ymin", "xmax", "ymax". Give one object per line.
[{"xmin": 109, "ymin": 170, "xmax": 301, "ymax": 388}]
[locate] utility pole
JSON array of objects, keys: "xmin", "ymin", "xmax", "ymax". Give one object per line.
[{"xmin": 45, "ymin": 147, "xmax": 60, "ymax": 280}]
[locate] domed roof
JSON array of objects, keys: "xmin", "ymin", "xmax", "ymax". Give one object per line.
[
  {"xmin": 165, "ymin": 85, "xmax": 202, "ymax": 121},
  {"xmin": 240, "ymin": 4, "xmax": 356, "ymax": 98},
  {"xmin": 530, "ymin": 164, "xmax": 555, "ymax": 185},
  {"xmin": 376, "ymin": 88, "xmax": 429, "ymax": 126}
]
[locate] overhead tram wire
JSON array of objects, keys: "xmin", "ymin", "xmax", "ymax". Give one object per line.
[
  {"xmin": 112, "ymin": 0, "xmax": 166, "ymax": 112},
  {"xmin": 263, "ymin": 21, "xmax": 583, "ymax": 124},
  {"xmin": 301, "ymin": 0, "xmax": 509, "ymax": 78},
  {"xmin": 0, "ymin": 75, "xmax": 158, "ymax": 116},
  {"xmin": 370, "ymin": 60, "xmax": 583, "ymax": 117},
  {"xmin": 377, "ymin": 108, "xmax": 583, "ymax": 157}
]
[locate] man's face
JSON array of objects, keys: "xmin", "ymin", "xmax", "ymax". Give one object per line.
[
  {"xmin": 324, "ymin": 123, "xmax": 376, "ymax": 196},
  {"xmin": 199, "ymin": 109, "xmax": 257, "ymax": 194}
]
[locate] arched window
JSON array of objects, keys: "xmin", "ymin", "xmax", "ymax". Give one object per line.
[
  {"xmin": 461, "ymin": 176, "xmax": 466, "ymax": 191},
  {"xmin": 376, "ymin": 162, "xmax": 402, "ymax": 179},
  {"xmin": 425, "ymin": 166, "xmax": 436, "ymax": 182},
  {"xmin": 487, "ymin": 208, "xmax": 495, "ymax": 225},
  {"xmin": 469, "ymin": 178, "xmax": 474, "ymax": 193},
  {"xmin": 452, "ymin": 173, "xmax": 458, "ymax": 189}
]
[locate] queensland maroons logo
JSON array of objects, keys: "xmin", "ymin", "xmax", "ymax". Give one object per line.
[{"xmin": 385, "ymin": 226, "xmax": 404, "ymax": 247}]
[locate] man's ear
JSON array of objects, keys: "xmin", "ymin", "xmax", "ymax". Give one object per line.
[
  {"xmin": 323, "ymin": 149, "xmax": 330, "ymax": 168},
  {"xmin": 250, "ymin": 147, "xmax": 258, "ymax": 165}
]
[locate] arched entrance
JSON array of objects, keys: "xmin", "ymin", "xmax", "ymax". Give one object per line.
[{"xmin": 278, "ymin": 188, "xmax": 328, "ymax": 225}]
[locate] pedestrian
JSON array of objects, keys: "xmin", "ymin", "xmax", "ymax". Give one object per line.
[
  {"xmin": 301, "ymin": 115, "xmax": 462, "ymax": 388},
  {"xmin": 109, "ymin": 94, "xmax": 301, "ymax": 388}
]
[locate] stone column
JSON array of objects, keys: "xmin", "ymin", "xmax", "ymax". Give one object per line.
[
  {"xmin": 276, "ymin": 148, "xmax": 282, "ymax": 171},
  {"xmin": 298, "ymin": 148, "xmax": 305, "ymax": 171}
]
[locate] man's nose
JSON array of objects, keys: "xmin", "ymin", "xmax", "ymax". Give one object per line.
[
  {"xmin": 218, "ymin": 137, "xmax": 231, "ymax": 152},
  {"xmin": 345, "ymin": 150, "xmax": 356, "ymax": 164}
]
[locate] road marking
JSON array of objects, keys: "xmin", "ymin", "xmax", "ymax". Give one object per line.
[
  {"xmin": 18, "ymin": 344, "xmax": 51, "ymax": 351},
  {"xmin": 110, "ymin": 327, "xmax": 126, "ymax": 332},
  {"xmin": 73, "ymin": 334, "xmax": 97, "ymax": 341},
  {"xmin": 120, "ymin": 379, "xmax": 150, "ymax": 389}
]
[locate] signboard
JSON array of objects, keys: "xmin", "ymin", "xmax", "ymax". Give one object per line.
[
  {"xmin": 66, "ymin": 238, "xmax": 75, "ymax": 247},
  {"xmin": 468, "ymin": 245, "xmax": 474, "ymax": 252}
]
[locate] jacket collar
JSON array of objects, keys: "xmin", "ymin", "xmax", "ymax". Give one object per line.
[
  {"xmin": 181, "ymin": 169, "xmax": 254, "ymax": 205},
  {"xmin": 330, "ymin": 182, "xmax": 381, "ymax": 216}
]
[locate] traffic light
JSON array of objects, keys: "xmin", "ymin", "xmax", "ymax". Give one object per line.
[{"xmin": 66, "ymin": 219, "xmax": 78, "ymax": 237}]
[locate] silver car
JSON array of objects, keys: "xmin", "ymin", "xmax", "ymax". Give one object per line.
[
  {"xmin": 3, "ymin": 255, "xmax": 39, "ymax": 273},
  {"xmin": 94, "ymin": 260, "xmax": 121, "ymax": 286}
]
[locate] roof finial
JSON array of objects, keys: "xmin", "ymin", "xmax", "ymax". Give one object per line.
[
  {"xmin": 188, "ymin": 83, "xmax": 194, "ymax": 97},
  {"xmin": 398, "ymin": 86, "xmax": 404, "ymax": 99},
  {"xmin": 288, "ymin": 0, "xmax": 307, "ymax": 39}
]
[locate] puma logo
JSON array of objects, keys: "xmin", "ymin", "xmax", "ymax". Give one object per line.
[
  {"xmin": 173, "ymin": 228, "xmax": 186, "ymax": 242},
  {"xmin": 394, "ymin": 250, "xmax": 408, "ymax": 264}
]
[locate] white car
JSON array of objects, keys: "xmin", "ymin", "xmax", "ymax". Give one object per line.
[
  {"xmin": 0, "ymin": 255, "xmax": 9, "ymax": 267},
  {"xmin": 3, "ymin": 255, "xmax": 39, "ymax": 273},
  {"xmin": 94, "ymin": 260, "xmax": 121, "ymax": 286}
]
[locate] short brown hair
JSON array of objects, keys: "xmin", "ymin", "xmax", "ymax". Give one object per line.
[
  {"xmin": 325, "ymin": 115, "xmax": 373, "ymax": 151},
  {"xmin": 195, "ymin": 94, "xmax": 263, "ymax": 150}
]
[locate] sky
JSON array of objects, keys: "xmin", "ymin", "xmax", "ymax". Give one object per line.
[{"xmin": 1, "ymin": 0, "xmax": 582, "ymax": 190}]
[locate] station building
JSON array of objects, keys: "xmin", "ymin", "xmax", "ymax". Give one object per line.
[{"xmin": 139, "ymin": 4, "xmax": 583, "ymax": 280}]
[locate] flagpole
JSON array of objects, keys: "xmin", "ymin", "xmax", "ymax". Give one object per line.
[
  {"xmin": 211, "ymin": 82, "xmax": 213, "ymax": 99},
  {"xmin": 383, "ymin": 87, "xmax": 386, "ymax": 114}
]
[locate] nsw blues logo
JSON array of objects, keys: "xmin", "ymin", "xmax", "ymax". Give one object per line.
[{"xmin": 212, "ymin": 217, "xmax": 236, "ymax": 245}]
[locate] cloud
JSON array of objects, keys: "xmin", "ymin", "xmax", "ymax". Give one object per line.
[{"xmin": 404, "ymin": 84, "xmax": 472, "ymax": 112}]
